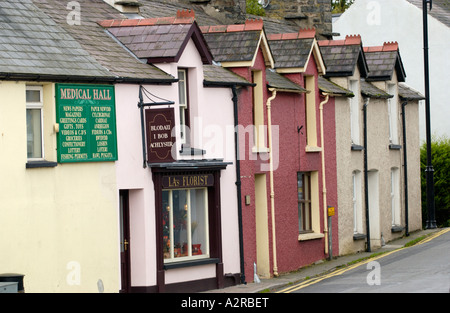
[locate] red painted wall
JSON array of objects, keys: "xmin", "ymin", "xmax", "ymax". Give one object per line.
[{"xmin": 229, "ymin": 48, "xmax": 339, "ymax": 281}]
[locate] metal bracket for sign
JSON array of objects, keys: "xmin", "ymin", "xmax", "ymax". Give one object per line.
[{"xmin": 139, "ymin": 85, "xmax": 174, "ymax": 168}]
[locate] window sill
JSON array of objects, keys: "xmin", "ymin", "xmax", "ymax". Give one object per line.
[
  {"xmin": 305, "ymin": 146, "xmax": 322, "ymax": 153},
  {"xmin": 180, "ymin": 144, "xmax": 206, "ymax": 156},
  {"xmin": 389, "ymin": 144, "xmax": 402, "ymax": 150},
  {"xmin": 298, "ymin": 232, "xmax": 324, "ymax": 241},
  {"xmin": 391, "ymin": 225, "xmax": 404, "ymax": 233},
  {"xmin": 353, "ymin": 233, "xmax": 366, "ymax": 241},
  {"xmin": 26, "ymin": 160, "xmax": 58, "ymax": 169},
  {"xmin": 351, "ymin": 144, "xmax": 364, "ymax": 151},
  {"xmin": 164, "ymin": 257, "xmax": 219, "ymax": 270},
  {"xmin": 252, "ymin": 146, "xmax": 269, "ymax": 153}
]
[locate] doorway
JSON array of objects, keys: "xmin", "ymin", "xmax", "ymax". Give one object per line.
[
  {"xmin": 255, "ymin": 174, "xmax": 270, "ymax": 278},
  {"xmin": 368, "ymin": 170, "xmax": 380, "ymax": 248},
  {"xmin": 119, "ymin": 190, "xmax": 131, "ymax": 293}
]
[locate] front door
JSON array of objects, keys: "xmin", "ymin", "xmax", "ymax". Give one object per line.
[{"xmin": 119, "ymin": 190, "xmax": 131, "ymax": 293}]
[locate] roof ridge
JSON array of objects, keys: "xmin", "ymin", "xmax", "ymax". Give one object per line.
[
  {"xmin": 363, "ymin": 41, "xmax": 399, "ymax": 52},
  {"xmin": 318, "ymin": 34, "xmax": 361, "ymax": 46},
  {"xmin": 200, "ymin": 18, "xmax": 264, "ymax": 34},
  {"xmin": 98, "ymin": 9, "xmax": 196, "ymax": 28},
  {"xmin": 267, "ymin": 28, "xmax": 316, "ymax": 40}
]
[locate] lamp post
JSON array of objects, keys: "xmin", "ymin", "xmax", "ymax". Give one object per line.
[{"xmin": 422, "ymin": 0, "xmax": 437, "ymax": 229}]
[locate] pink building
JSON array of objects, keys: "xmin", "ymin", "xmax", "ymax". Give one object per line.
[{"xmin": 99, "ymin": 10, "xmax": 250, "ymax": 292}]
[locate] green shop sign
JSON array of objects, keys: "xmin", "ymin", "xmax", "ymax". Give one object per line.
[{"xmin": 56, "ymin": 84, "xmax": 118, "ymax": 163}]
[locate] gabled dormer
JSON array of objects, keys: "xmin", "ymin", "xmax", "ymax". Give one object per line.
[
  {"xmin": 318, "ymin": 35, "xmax": 369, "ymax": 79},
  {"xmin": 364, "ymin": 42, "xmax": 406, "ymax": 82},
  {"xmin": 267, "ymin": 28, "xmax": 326, "ymax": 75},
  {"xmin": 200, "ymin": 19, "xmax": 274, "ymax": 69},
  {"xmin": 98, "ymin": 9, "xmax": 213, "ymax": 65}
]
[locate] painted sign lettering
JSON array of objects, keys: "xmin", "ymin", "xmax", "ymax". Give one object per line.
[
  {"xmin": 146, "ymin": 108, "xmax": 175, "ymax": 163},
  {"xmin": 56, "ymin": 84, "xmax": 117, "ymax": 163},
  {"xmin": 162, "ymin": 174, "xmax": 214, "ymax": 189}
]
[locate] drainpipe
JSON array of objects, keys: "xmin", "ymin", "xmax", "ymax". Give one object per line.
[
  {"xmin": 401, "ymin": 100, "xmax": 409, "ymax": 236},
  {"xmin": 267, "ymin": 88, "xmax": 278, "ymax": 277},
  {"xmin": 231, "ymin": 85, "xmax": 246, "ymax": 284},
  {"xmin": 363, "ymin": 97, "xmax": 371, "ymax": 252},
  {"xmin": 319, "ymin": 93, "xmax": 330, "ymax": 258}
]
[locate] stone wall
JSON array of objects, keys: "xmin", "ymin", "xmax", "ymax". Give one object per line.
[
  {"xmin": 151, "ymin": 0, "xmax": 332, "ymax": 38},
  {"xmin": 263, "ymin": 0, "xmax": 332, "ymax": 37}
]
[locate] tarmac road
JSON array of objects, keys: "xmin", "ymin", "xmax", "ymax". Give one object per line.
[{"xmin": 277, "ymin": 228, "xmax": 450, "ymax": 293}]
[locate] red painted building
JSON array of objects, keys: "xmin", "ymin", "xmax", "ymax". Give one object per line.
[{"xmin": 203, "ymin": 23, "xmax": 342, "ymax": 281}]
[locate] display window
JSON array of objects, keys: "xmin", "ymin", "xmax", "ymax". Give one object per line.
[{"xmin": 162, "ymin": 188, "xmax": 209, "ymax": 262}]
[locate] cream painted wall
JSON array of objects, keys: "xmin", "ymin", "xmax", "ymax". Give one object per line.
[
  {"xmin": 0, "ymin": 81, "xmax": 119, "ymax": 293},
  {"xmin": 334, "ymin": 66, "xmax": 422, "ymax": 255},
  {"xmin": 332, "ymin": 68, "xmax": 366, "ymax": 255}
]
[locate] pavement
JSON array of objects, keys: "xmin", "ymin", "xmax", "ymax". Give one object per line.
[{"xmin": 204, "ymin": 228, "xmax": 445, "ymax": 293}]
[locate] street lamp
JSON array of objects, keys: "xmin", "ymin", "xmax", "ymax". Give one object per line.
[{"xmin": 422, "ymin": 0, "xmax": 437, "ymax": 229}]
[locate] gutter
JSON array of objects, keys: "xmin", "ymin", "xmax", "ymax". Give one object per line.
[
  {"xmin": 363, "ymin": 97, "xmax": 371, "ymax": 252},
  {"xmin": 319, "ymin": 93, "xmax": 330, "ymax": 257},
  {"xmin": 0, "ymin": 72, "xmax": 177, "ymax": 85},
  {"xmin": 232, "ymin": 85, "xmax": 247, "ymax": 284},
  {"xmin": 267, "ymin": 88, "xmax": 279, "ymax": 277}
]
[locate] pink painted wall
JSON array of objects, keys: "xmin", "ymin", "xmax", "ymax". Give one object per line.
[{"xmin": 114, "ymin": 39, "xmax": 240, "ymax": 288}]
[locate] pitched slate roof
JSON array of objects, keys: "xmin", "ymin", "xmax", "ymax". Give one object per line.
[
  {"xmin": 318, "ymin": 77, "xmax": 354, "ymax": 97},
  {"xmin": 267, "ymin": 29, "xmax": 316, "ymax": 69},
  {"xmin": 201, "ymin": 19, "xmax": 274, "ymax": 67},
  {"xmin": 99, "ymin": 10, "xmax": 212, "ymax": 64},
  {"xmin": 32, "ymin": 0, "xmax": 175, "ymax": 83},
  {"xmin": 360, "ymin": 79, "xmax": 393, "ymax": 99},
  {"xmin": 265, "ymin": 69, "xmax": 307, "ymax": 93},
  {"xmin": 398, "ymin": 83, "xmax": 425, "ymax": 101},
  {"xmin": 0, "ymin": 0, "xmax": 113, "ymax": 81},
  {"xmin": 203, "ymin": 64, "xmax": 253, "ymax": 86},
  {"xmin": 363, "ymin": 42, "xmax": 406, "ymax": 82},
  {"xmin": 407, "ymin": 0, "xmax": 450, "ymax": 27},
  {"xmin": 319, "ymin": 35, "xmax": 369, "ymax": 78}
]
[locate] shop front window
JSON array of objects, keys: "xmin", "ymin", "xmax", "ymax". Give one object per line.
[{"xmin": 162, "ymin": 188, "xmax": 209, "ymax": 262}]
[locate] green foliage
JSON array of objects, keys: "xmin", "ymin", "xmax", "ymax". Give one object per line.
[
  {"xmin": 246, "ymin": 0, "xmax": 266, "ymax": 17},
  {"xmin": 420, "ymin": 135, "xmax": 450, "ymax": 227},
  {"xmin": 331, "ymin": 0, "xmax": 354, "ymax": 13}
]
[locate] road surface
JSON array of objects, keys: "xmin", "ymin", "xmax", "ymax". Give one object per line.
[{"xmin": 278, "ymin": 229, "xmax": 450, "ymax": 293}]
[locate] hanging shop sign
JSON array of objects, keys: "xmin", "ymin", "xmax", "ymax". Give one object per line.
[
  {"xmin": 56, "ymin": 84, "xmax": 118, "ymax": 163},
  {"xmin": 162, "ymin": 174, "xmax": 214, "ymax": 189},
  {"xmin": 146, "ymin": 108, "xmax": 176, "ymax": 163}
]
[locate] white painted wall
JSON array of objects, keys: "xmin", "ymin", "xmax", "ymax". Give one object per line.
[{"xmin": 334, "ymin": 0, "xmax": 450, "ymax": 140}]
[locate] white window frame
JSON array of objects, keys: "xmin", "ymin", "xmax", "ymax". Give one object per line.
[
  {"xmin": 26, "ymin": 86, "xmax": 44, "ymax": 161},
  {"xmin": 178, "ymin": 69, "xmax": 188, "ymax": 144},
  {"xmin": 349, "ymin": 80, "xmax": 360, "ymax": 145},
  {"xmin": 163, "ymin": 187, "xmax": 210, "ymax": 264},
  {"xmin": 387, "ymin": 83, "xmax": 399, "ymax": 144},
  {"xmin": 304, "ymin": 75, "xmax": 318, "ymax": 148}
]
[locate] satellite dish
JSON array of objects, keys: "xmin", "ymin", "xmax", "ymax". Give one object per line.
[{"xmin": 258, "ymin": 0, "xmax": 270, "ymax": 9}]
